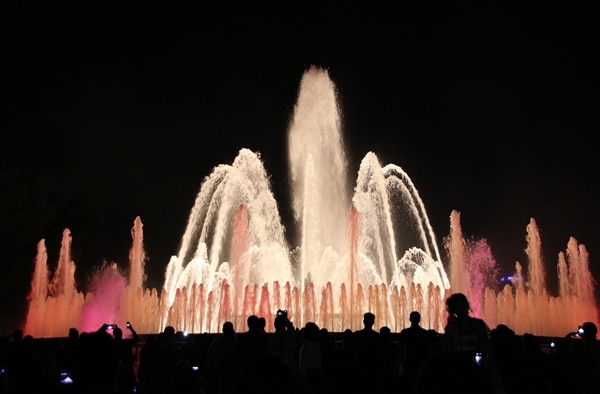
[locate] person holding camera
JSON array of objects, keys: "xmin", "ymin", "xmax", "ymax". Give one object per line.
[
  {"xmin": 443, "ymin": 293, "xmax": 503, "ymax": 392},
  {"xmin": 270, "ymin": 310, "xmax": 297, "ymax": 369},
  {"xmin": 113, "ymin": 322, "xmax": 139, "ymax": 394},
  {"xmin": 561, "ymin": 321, "xmax": 600, "ymax": 393}
]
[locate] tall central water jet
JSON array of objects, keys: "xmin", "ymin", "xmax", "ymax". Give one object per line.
[{"xmin": 288, "ymin": 68, "xmax": 351, "ymax": 291}]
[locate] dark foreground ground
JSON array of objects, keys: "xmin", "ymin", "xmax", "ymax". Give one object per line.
[{"xmin": 0, "ymin": 329, "xmax": 597, "ymax": 394}]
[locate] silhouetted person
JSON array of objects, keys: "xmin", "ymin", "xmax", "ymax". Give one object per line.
[
  {"xmin": 55, "ymin": 327, "xmax": 80, "ymax": 393},
  {"xmin": 489, "ymin": 324, "xmax": 523, "ymax": 394},
  {"xmin": 444, "ymin": 293, "xmax": 502, "ymax": 392},
  {"xmin": 75, "ymin": 325, "xmax": 120, "ymax": 394},
  {"xmin": 137, "ymin": 334, "xmax": 161, "ymax": 394},
  {"xmin": 206, "ymin": 321, "xmax": 237, "ymax": 393},
  {"xmin": 562, "ymin": 321, "xmax": 600, "ymax": 393},
  {"xmin": 5, "ymin": 333, "xmax": 46, "ymax": 393},
  {"xmin": 156, "ymin": 325, "xmax": 184, "ymax": 394},
  {"xmin": 236, "ymin": 315, "xmax": 269, "ymax": 361},
  {"xmin": 298, "ymin": 322, "xmax": 322, "ymax": 394},
  {"xmin": 331, "ymin": 328, "xmax": 358, "ymax": 392},
  {"xmin": 519, "ymin": 332, "xmax": 551, "ymax": 394},
  {"xmin": 62, "ymin": 327, "xmax": 80, "ymax": 374},
  {"xmin": 270, "ymin": 311, "xmax": 297, "ymax": 370},
  {"xmin": 337, "ymin": 328, "xmax": 357, "ymax": 368},
  {"xmin": 398, "ymin": 311, "xmax": 434, "ymax": 386},
  {"xmin": 378, "ymin": 326, "xmax": 400, "ymax": 392},
  {"xmin": 184, "ymin": 332, "xmax": 211, "ymax": 377},
  {"xmin": 113, "ymin": 322, "xmax": 139, "ymax": 394},
  {"xmin": 318, "ymin": 328, "xmax": 335, "ymax": 378},
  {"xmin": 578, "ymin": 321, "xmax": 600, "ymax": 393},
  {"xmin": 353, "ymin": 312, "xmax": 382, "ymax": 391},
  {"xmin": 258, "ymin": 316, "xmax": 267, "ymax": 332}
]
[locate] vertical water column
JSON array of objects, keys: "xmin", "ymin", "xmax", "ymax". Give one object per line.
[
  {"xmin": 288, "ymin": 66, "xmax": 350, "ymax": 294},
  {"xmin": 348, "ymin": 206, "xmax": 360, "ymax": 330},
  {"xmin": 120, "ymin": 216, "xmax": 161, "ymax": 334},
  {"xmin": 23, "ymin": 240, "xmax": 50, "ymax": 337},
  {"xmin": 447, "ymin": 210, "xmax": 469, "ymax": 296},
  {"xmin": 523, "ymin": 218, "xmax": 548, "ymax": 334},
  {"xmin": 24, "ymin": 229, "xmax": 85, "ymax": 337},
  {"xmin": 230, "ymin": 204, "xmax": 250, "ymax": 330},
  {"xmin": 559, "ymin": 237, "xmax": 599, "ymax": 333}
]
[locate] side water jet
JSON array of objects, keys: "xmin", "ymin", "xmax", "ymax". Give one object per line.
[
  {"xmin": 446, "ymin": 211, "xmax": 598, "ymax": 336},
  {"xmin": 24, "ymin": 218, "xmax": 162, "ymax": 337},
  {"xmin": 23, "ymin": 66, "xmax": 598, "ymax": 337}
]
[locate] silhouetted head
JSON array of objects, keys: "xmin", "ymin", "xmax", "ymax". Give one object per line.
[
  {"xmin": 274, "ymin": 315, "xmax": 288, "ymax": 330},
  {"xmin": 491, "ymin": 324, "xmax": 515, "ymax": 344},
  {"xmin": 446, "ymin": 293, "xmax": 470, "ymax": 317},
  {"xmin": 22, "ymin": 335, "xmax": 34, "ymax": 347},
  {"xmin": 380, "ymin": 326, "xmax": 391, "ymax": 336},
  {"xmin": 163, "ymin": 325, "xmax": 176, "ymax": 336},
  {"xmin": 363, "ymin": 312, "xmax": 376, "ymax": 328},
  {"xmin": 68, "ymin": 327, "xmax": 79, "ymax": 340},
  {"xmin": 247, "ymin": 315, "xmax": 260, "ymax": 331},
  {"xmin": 342, "ymin": 328, "xmax": 353, "ymax": 343},
  {"xmin": 258, "ymin": 317, "xmax": 266, "ymax": 331},
  {"xmin": 113, "ymin": 326, "xmax": 123, "ymax": 340},
  {"xmin": 494, "ymin": 324, "xmax": 514, "ymax": 335},
  {"xmin": 410, "ymin": 311, "xmax": 421, "ymax": 324},
  {"xmin": 303, "ymin": 322, "xmax": 320, "ymax": 341},
  {"xmin": 222, "ymin": 321, "xmax": 235, "ymax": 335},
  {"xmin": 522, "ymin": 333, "xmax": 542, "ymax": 353},
  {"xmin": 582, "ymin": 321, "xmax": 598, "ymax": 340}
]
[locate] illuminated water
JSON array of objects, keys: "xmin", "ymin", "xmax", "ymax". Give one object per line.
[{"xmin": 23, "ymin": 67, "xmax": 598, "ymax": 337}]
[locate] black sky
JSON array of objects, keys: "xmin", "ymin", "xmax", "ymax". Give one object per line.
[{"xmin": 2, "ymin": 5, "xmax": 599, "ymax": 332}]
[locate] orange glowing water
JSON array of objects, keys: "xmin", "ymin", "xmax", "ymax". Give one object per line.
[
  {"xmin": 446, "ymin": 210, "xmax": 598, "ymax": 336},
  {"xmin": 23, "ymin": 210, "xmax": 599, "ymax": 338}
]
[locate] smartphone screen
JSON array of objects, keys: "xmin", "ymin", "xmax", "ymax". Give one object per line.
[{"xmin": 60, "ymin": 372, "xmax": 74, "ymax": 385}]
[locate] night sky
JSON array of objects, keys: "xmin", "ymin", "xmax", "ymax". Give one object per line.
[{"xmin": 2, "ymin": 5, "xmax": 598, "ymax": 333}]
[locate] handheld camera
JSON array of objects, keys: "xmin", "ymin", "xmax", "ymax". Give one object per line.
[
  {"xmin": 474, "ymin": 352, "xmax": 483, "ymax": 366},
  {"xmin": 59, "ymin": 371, "xmax": 74, "ymax": 385}
]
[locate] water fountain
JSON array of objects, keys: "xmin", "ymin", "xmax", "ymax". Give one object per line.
[{"xmin": 23, "ymin": 66, "xmax": 598, "ymax": 338}]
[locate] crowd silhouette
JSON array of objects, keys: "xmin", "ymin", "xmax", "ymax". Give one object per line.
[{"xmin": 0, "ymin": 293, "xmax": 598, "ymax": 394}]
